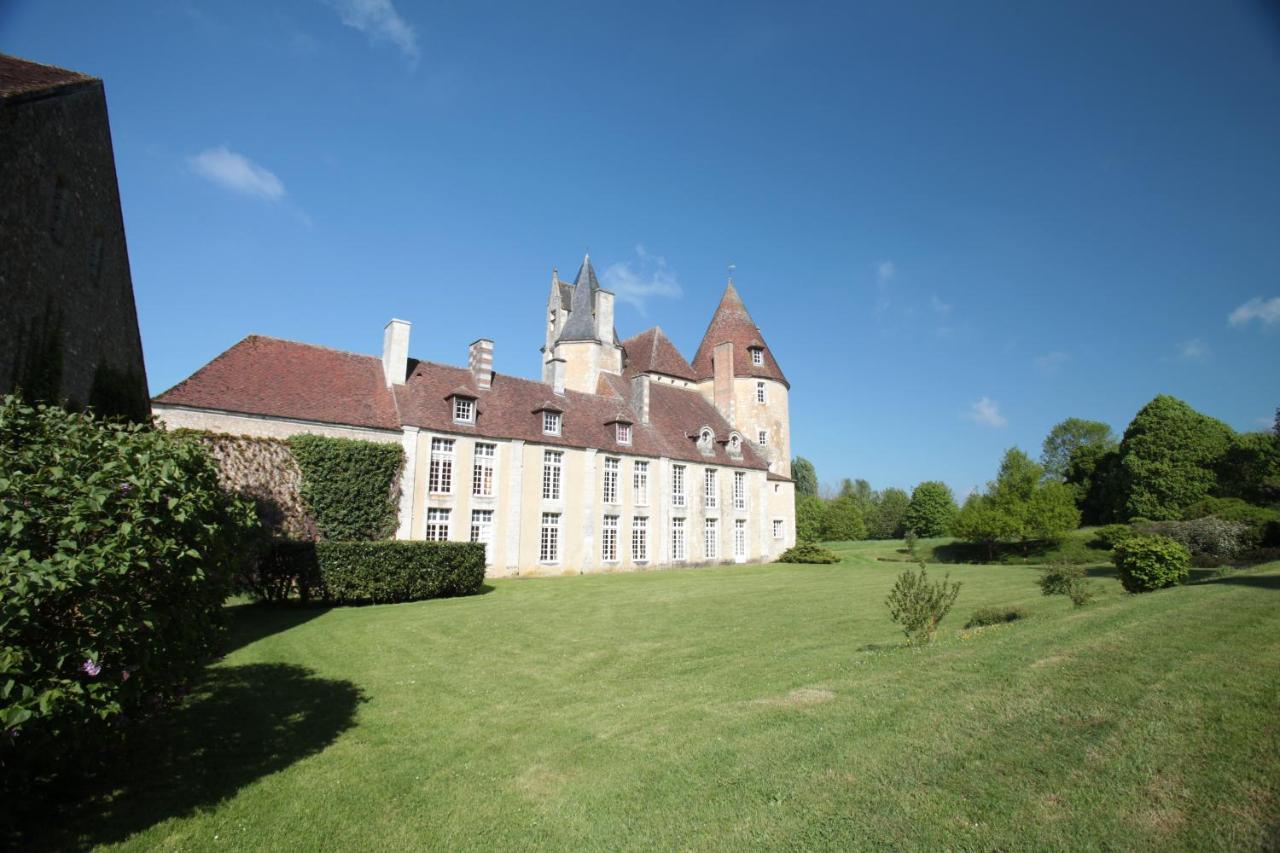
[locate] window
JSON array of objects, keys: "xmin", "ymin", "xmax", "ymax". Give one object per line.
[
  {"xmin": 539, "ymin": 512, "xmax": 560, "ymax": 562},
  {"xmin": 426, "ymin": 508, "xmax": 451, "ymax": 541},
  {"xmin": 773, "ymin": 519, "xmax": 785, "ymax": 540},
  {"xmin": 542, "ymin": 450, "xmax": 563, "ymax": 500},
  {"xmin": 756, "ymin": 381, "xmax": 766, "ymax": 403},
  {"xmin": 733, "ymin": 471, "xmax": 747, "ymax": 510},
  {"xmin": 543, "ymin": 411, "xmax": 561, "ymax": 435},
  {"xmin": 632, "ymin": 516, "xmax": 649, "ymax": 562},
  {"xmin": 429, "ymin": 438, "xmax": 455, "ymax": 494},
  {"xmin": 603, "ymin": 457, "xmax": 619, "ymax": 504},
  {"xmin": 728, "ymin": 434, "xmax": 742, "ymax": 455},
  {"xmin": 672, "ymin": 464, "xmax": 686, "ymax": 507},
  {"xmin": 704, "ymin": 468, "xmax": 718, "ymax": 509},
  {"xmin": 633, "ymin": 460, "xmax": 649, "ymax": 505},
  {"xmin": 471, "ymin": 509, "xmax": 494, "ymax": 562},
  {"xmin": 472, "ymin": 442, "xmax": 496, "ymax": 497},
  {"xmin": 750, "ymin": 347, "xmax": 764, "ymax": 366},
  {"xmin": 616, "ymin": 423, "xmax": 632, "ymax": 445},
  {"xmin": 453, "ymin": 397, "xmax": 475, "ymax": 424},
  {"xmin": 671, "ymin": 517, "xmax": 686, "ymax": 561},
  {"xmin": 734, "ymin": 519, "xmax": 747, "ymax": 559},
  {"xmin": 698, "ymin": 429, "xmax": 714, "ymax": 452},
  {"xmin": 601, "ymin": 514, "xmax": 619, "ymax": 561},
  {"xmin": 704, "ymin": 518, "xmax": 719, "ymax": 560},
  {"xmin": 757, "ymin": 430, "xmax": 768, "ymax": 447}
]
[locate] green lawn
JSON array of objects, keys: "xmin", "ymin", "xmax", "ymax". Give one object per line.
[{"xmin": 27, "ymin": 542, "xmax": 1280, "ymax": 850}]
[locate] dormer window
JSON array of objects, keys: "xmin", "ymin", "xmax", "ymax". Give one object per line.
[
  {"xmin": 543, "ymin": 411, "xmax": 561, "ymax": 435},
  {"xmin": 453, "ymin": 397, "xmax": 475, "ymax": 424},
  {"xmin": 750, "ymin": 347, "xmax": 764, "ymax": 366},
  {"xmin": 616, "ymin": 423, "xmax": 632, "ymax": 445},
  {"xmin": 696, "ymin": 428, "xmax": 715, "ymax": 455},
  {"xmin": 728, "ymin": 433, "xmax": 742, "ymax": 457}
]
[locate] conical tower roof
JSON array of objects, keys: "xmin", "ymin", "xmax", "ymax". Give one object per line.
[
  {"xmin": 558, "ymin": 254, "xmax": 603, "ymax": 342},
  {"xmin": 690, "ymin": 282, "xmax": 787, "ymax": 387}
]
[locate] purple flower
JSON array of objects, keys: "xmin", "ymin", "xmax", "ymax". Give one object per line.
[
  {"xmin": 121, "ymin": 670, "xmax": 131, "ymax": 682},
  {"xmin": 118, "ymin": 482, "xmax": 134, "ymax": 494},
  {"xmin": 82, "ymin": 659, "xmax": 101, "ymax": 677}
]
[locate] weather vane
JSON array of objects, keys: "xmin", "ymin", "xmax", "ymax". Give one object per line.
[{"xmin": 727, "ymin": 262, "xmax": 736, "ymax": 283}]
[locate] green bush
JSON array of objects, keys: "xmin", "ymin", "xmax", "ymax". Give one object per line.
[
  {"xmin": 1093, "ymin": 524, "xmax": 1134, "ymax": 550},
  {"xmin": 964, "ymin": 606, "xmax": 1028, "ymax": 628},
  {"xmin": 794, "ymin": 494, "xmax": 825, "ymax": 543},
  {"xmin": 903, "ymin": 481, "xmax": 958, "ymax": 537},
  {"xmin": 1117, "ymin": 395, "xmax": 1234, "ymax": 520},
  {"xmin": 820, "ymin": 496, "xmax": 866, "ymax": 541},
  {"xmin": 1038, "ymin": 563, "xmax": 1095, "ymax": 606},
  {"xmin": 775, "ymin": 543, "xmax": 840, "ymax": 564},
  {"xmin": 288, "ymin": 435, "xmax": 403, "ymax": 541},
  {"xmin": 0, "ymin": 395, "xmax": 258, "ymax": 781},
  {"xmin": 1112, "ymin": 534, "xmax": 1191, "ymax": 593},
  {"xmin": 258, "ymin": 540, "xmax": 486, "ymax": 605},
  {"xmin": 885, "ymin": 568, "xmax": 962, "ymax": 645}
]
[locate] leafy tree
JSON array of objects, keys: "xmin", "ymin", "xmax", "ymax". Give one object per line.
[
  {"xmin": 795, "ymin": 494, "xmax": 825, "ymax": 543},
  {"xmin": 1117, "ymin": 395, "xmax": 1234, "ymax": 520},
  {"xmin": 1023, "ymin": 482, "xmax": 1082, "ymax": 541},
  {"xmin": 821, "ymin": 496, "xmax": 867, "ymax": 541},
  {"xmin": 950, "ymin": 495, "xmax": 1020, "ymax": 560},
  {"xmin": 792, "ymin": 456, "xmax": 818, "ymax": 497},
  {"xmin": 904, "ymin": 481, "xmax": 958, "ymax": 537},
  {"xmin": 990, "ymin": 447, "xmax": 1043, "ymax": 508},
  {"xmin": 885, "ymin": 568, "xmax": 962, "ymax": 645},
  {"xmin": 1041, "ymin": 418, "xmax": 1116, "ymax": 481},
  {"xmin": 1066, "ymin": 444, "xmax": 1123, "ymax": 524},
  {"xmin": 953, "ymin": 449, "xmax": 1081, "ymax": 556},
  {"xmin": 870, "ymin": 487, "xmax": 911, "ymax": 539},
  {"xmin": 1215, "ymin": 431, "xmax": 1280, "ymax": 506}
]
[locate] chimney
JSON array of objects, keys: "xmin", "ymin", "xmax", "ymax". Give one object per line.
[
  {"xmin": 548, "ymin": 357, "xmax": 567, "ymax": 395},
  {"xmin": 468, "ymin": 339, "xmax": 494, "ymax": 390},
  {"xmin": 382, "ymin": 319, "xmax": 410, "ymax": 386},
  {"xmin": 631, "ymin": 374, "xmax": 650, "ymax": 425},
  {"xmin": 712, "ymin": 341, "xmax": 735, "ymax": 424},
  {"xmin": 595, "ymin": 289, "xmax": 615, "ymax": 342}
]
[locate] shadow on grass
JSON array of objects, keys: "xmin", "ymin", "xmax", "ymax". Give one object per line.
[
  {"xmin": 15, "ymin": 663, "xmax": 365, "ymax": 851},
  {"xmin": 223, "ymin": 601, "xmax": 332, "ymax": 655},
  {"xmin": 1201, "ymin": 573, "xmax": 1280, "ymax": 590}
]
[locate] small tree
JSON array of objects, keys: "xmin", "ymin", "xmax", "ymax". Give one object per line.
[
  {"xmin": 792, "ymin": 456, "xmax": 819, "ymax": 497},
  {"xmin": 950, "ymin": 496, "xmax": 1019, "ymax": 560},
  {"xmin": 885, "ymin": 567, "xmax": 962, "ymax": 645},
  {"xmin": 870, "ymin": 487, "xmax": 911, "ymax": 539},
  {"xmin": 1038, "ymin": 563, "xmax": 1095, "ymax": 607},
  {"xmin": 821, "ymin": 496, "xmax": 866, "ymax": 541},
  {"xmin": 1041, "ymin": 418, "xmax": 1117, "ymax": 481},
  {"xmin": 795, "ymin": 494, "xmax": 825, "ymax": 543},
  {"xmin": 903, "ymin": 481, "xmax": 958, "ymax": 537}
]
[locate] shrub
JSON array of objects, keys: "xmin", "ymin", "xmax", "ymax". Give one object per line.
[
  {"xmin": 1112, "ymin": 534, "xmax": 1191, "ymax": 593},
  {"xmin": 1093, "ymin": 524, "xmax": 1133, "ymax": 550},
  {"xmin": 885, "ymin": 568, "xmax": 962, "ymax": 645},
  {"xmin": 0, "ymin": 395, "xmax": 258, "ymax": 783},
  {"xmin": 903, "ymin": 481, "xmax": 958, "ymax": 537},
  {"xmin": 1134, "ymin": 517, "xmax": 1253, "ymax": 563},
  {"xmin": 287, "ymin": 435, "xmax": 403, "ymax": 541},
  {"xmin": 1038, "ymin": 563, "xmax": 1095, "ymax": 606},
  {"xmin": 904, "ymin": 530, "xmax": 919, "ymax": 558},
  {"xmin": 257, "ymin": 540, "xmax": 486, "ymax": 605},
  {"xmin": 964, "ymin": 606, "xmax": 1028, "ymax": 628},
  {"xmin": 794, "ymin": 494, "xmax": 825, "ymax": 543},
  {"xmin": 776, "ymin": 543, "xmax": 840, "ymax": 564},
  {"xmin": 869, "ymin": 487, "xmax": 911, "ymax": 540},
  {"xmin": 821, "ymin": 496, "xmax": 866, "ymax": 541}
]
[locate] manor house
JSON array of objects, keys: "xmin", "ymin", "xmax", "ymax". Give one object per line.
[{"xmin": 153, "ymin": 257, "xmax": 796, "ymax": 576}]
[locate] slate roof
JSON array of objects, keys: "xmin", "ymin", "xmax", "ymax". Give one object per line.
[
  {"xmin": 558, "ymin": 255, "xmax": 604, "ymax": 342},
  {"xmin": 0, "ymin": 53, "xmax": 95, "ymax": 101},
  {"xmin": 621, "ymin": 327, "xmax": 698, "ymax": 381},
  {"xmin": 690, "ymin": 282, "xmax": 788, "ymax": 387}
]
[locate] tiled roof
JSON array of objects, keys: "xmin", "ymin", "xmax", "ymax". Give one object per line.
[
  {"xmin": 621, "ymin": 327, "xmax": 698, "ymax": 381},
  {"xmin": 0, "ymin": 54, "xmax": 94, "ymax": 100},
  {"xmin": 690, "ymin": 283, "xmax": 788, "ymax": 387},
  {"xmin": 153, "ymin": 335, "xmax": 400, "ymax": 430}
]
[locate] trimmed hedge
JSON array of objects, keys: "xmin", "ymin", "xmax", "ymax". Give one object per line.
[
  {"xmin": 258, "ymin": 540, "xmax": 486, "ymax": 605},
  {"xmin": 776, "ymin": 543, "xmax": 841, "ymax": 564},
  {"xmin": 288, "ymin": 435, "xmax": 403, "ymax": 541}
]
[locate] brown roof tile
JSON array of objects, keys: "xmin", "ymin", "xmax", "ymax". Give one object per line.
[
  {"xmin": 621, "ymin": 327, "xmax": 698, "ymax": 381},
  {"xmin": 690, "ymin": 283, "xmax": 788, "ymax": 387},
  {"xmin": 0, "ymin": 53, "xmax": 95, "ymax": 100}
]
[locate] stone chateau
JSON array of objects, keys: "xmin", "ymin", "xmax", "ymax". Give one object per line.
[{"xmin": 153, "ymin": 257, "xmax": 796, "ymax": 576}]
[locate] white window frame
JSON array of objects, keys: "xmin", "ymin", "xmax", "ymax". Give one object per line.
[
  {"xmin": 756, "ymin": 381, "xmax": 766, "ymax": 403},
  {"xmin": 453, "ymin": 397, "xmax": 475, "ymax": 424},
  {"xmin": 472, "ymin": 442, "xmax": 496, "ymax": 497},
  {"xmin": 426, "ymin": 507, "xmax": 451, "ymax": 541},
  {"xmin": 633, "ymin": 460, "xmax": 649, "ymax": 506},
  {"xmin": 672, "ymin": 464, "xmax": 686, "ymax": 508},
  {"xmin": 733, "ymin": 471, "xmax": 747, "ymax": 510},
  {"xmin": 734, "ymin": 519, "xmax": 747, "ymax": 561},
  {"xmin": 773, "ymin": 518, "xmax": 785, "ymax": 540},
  {"xmin": 470, "ymin": 509, "xmax": 494, "ymax": 563},
  {"xmin": 429, "ymin": 438, "xmax": 455, "ymax": 494},
  {"xmin": 601, "ymin": 514, "xmax": 619, "ymax": 562},
  {"xmin": 543, "ymin": 411, "xmax": 561, "ymax": 436},
  {"xmin": 671, "ymin": 517, "xmax": 686, "ymax": 561},
  {"xmin": 616, "ymin": 423, "xmax": 632, "ymax": 445},
  {"xmin": 603, "ymin": 456, "xmax": 620, "ymax": 505},
  {"xmin": 704, "ymin": 518, "xmax": 719, "ymax": 560},
  {"xmin": 632, "ymin": 516, "xmax": 648, "ymax": 562},
  {"xmin": 704, "ymin": 468, "xmax": 718, "ymax": 509},
  {"xmin": 750, "ymin": 347, "xmax": 764, "ymax": 366},
  {"xmin": 539, "ymin": 512, "xmax": 560, "ymax": 563},
  {"xmin": 757, "ymin": 430, "xmax": 768, "ymax": 447},
  {"xmin": 542, "ymin": 449, "xmax": 563, "ymax": 501}
]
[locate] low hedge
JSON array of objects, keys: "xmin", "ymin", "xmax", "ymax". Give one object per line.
[
  {"xmin": 257, "ymin": 540, "xmax": 486, "ymax": 605},
  {"xmin": 775, "ymin": 543, "xmax": 841, "ymax": 564}
]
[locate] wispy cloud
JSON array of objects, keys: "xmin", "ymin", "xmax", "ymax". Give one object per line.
[
  {"xmin": 601, "ymin": 245, "xmax": 682, "ymax": 314},
  {"xmin": 965, "ymin": 397, "xmax": 1007, "ymax": 428},
  {"xmin": 1177, "ymin": 338, "xmax": 1210, "ymax": 362},
  {"xmin": 874, "ymin": 260, "xmax": 895, "ymax": 319},
  {"xmin": 325, "ymin": 0, "xmax": 418, "ymax": 62},
  {"xmin": 1228, "ymin": 296, "xmax": 1280, "ymax": 328},
  {"xmin": 1033, "ymin": 351, "xmax": 1069, "ymax": 374},
  {"xmin": 929, "ymin": 294, "xmax": 951, "ymax": 316},
  {"xmin": 189, "ymin": 146, "xmax": 285, "ymax": 202}
]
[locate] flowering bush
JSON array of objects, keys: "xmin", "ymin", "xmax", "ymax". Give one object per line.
[
  {"xmin": 1134, "ymin": 517, "xmax": 1253, "ymax": 564},
  {"xmin": 0, "ymin": 395, "xmax": 259, "ymax": 782}
]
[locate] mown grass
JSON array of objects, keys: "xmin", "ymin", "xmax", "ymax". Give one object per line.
[{"xmin": 23, "ymin": 543, "xmax": 1280, "ymax": 850}]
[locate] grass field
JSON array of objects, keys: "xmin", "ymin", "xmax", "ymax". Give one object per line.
[{"xmin": 25, "ymin": 541, "xmax": 1280, "ymax": 850}]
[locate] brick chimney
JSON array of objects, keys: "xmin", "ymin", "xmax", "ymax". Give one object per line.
[
  {"xmin": 382, "ymin": 319, "xmax": 410, "ymax": 386},
  {"xmin": 469, "ymin": 339, "xmax": 493, "ymax": 390}
]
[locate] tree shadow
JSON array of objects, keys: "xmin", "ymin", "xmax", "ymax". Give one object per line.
[
  {"xmin": 1201, "ymin": 573, "xmax": 1280, "ymax": 590},
  {"xmin": 14, "ymin": 663, "xmax": 365, "ymax": 850},
  {"xmin": 221, "ymin": 601, "xmax": 332, "ymax": 655}
]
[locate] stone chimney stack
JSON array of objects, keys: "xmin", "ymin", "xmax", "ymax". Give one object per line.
[
  {"xmin": 382, "ymin": 319, "xmax": 410, "ymax": 386},
  {"xmin": 631, "ymin": 374, "xmax": 650, "ymax": 425},
  {"xmin": 468, "ymin": 339, "xmax": 494, "ymax": 390},
  {"xmin": 548, "ymin": 357, "xmax": 567, "ymax": 396},
  {"xmin": 712, "ymin": 341, "xmax": 735, "ymax": 424}
]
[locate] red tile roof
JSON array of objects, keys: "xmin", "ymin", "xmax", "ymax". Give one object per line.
[
  {"xmin": 690, "ymin": 283, "xmax": 788, "ymax": 387},
  {"xmin": 0, "ymin": 54, "xmax": 95, "ymax": 100},
  {"xmin": 153, "ymin": 335, "xmax": 400, "ymax": 430},
  {"xmin": 621, "ymin": 327, "xmax": 697, "ymax": 381}
]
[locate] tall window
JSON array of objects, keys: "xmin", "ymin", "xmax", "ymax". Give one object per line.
[
  {"xmin": 757, "ymin": 430, "xmax": 768, "ymax": 447},
  {"xmin": 756, "ymin": 381, "xmax": 766, "ymax": 403},
  {"xmin": 616, "ymin": 423, "xmax": 632, "ymax": 445},
  {"xmin": 603, "ymin": 457, "xmax": 619, "ymax": 504},
  {"xmin": 542, "ymin": 450, "xmax": 563, "ymax": 500},
  {"xmin": 429, "ymin": 438, "xmax": 455, "ymax": 494},
  {"xmin": 633, "ymin": 460, "xmax": 649, "ymax": 505},
  {"xmin": 733, "ymin": 471, "xmax": 747, "ymax": 510},
  {"xmin": 750, "ymin": 347, "xmax": 764, "ymax": 366},
  {"xmin": 632, "ymin": 516, "xmax": 648, "ymax": 562},
  {"xmin": 472, "ymin": 442, "xmax": 496, "ymax": 496},
  {"xmin": 773, "ymin": 519, "xmax": 784, "ymax": 540},
  {"xmin": 601, "ymin": 514, "xmax": 619, "ymax": 561},
  {"xmin": 704, "ymin": 468, "xmax": 718, "ymax": 508},
  {"xmin": 453, "ymin": 397, "xmax": 475, "ymax": 424},
  {"xmin": 470, "ymin": 509, "xmax": 494, "ymax": 562},
  {"xmin": 543, "ymin": 411, "xmax": 561, "ymax": 435},
  {"xmin": 672, "ymin": 464, "xmax": 686, "ymax": 507},
  {"xmin": 704, "ymin": 518, "xmax": 719, "ymax": 560},
  {"xmin": 671, "ymin": 517, "xmax": 686, "ymax": 561},
  {"xmin": 539, "ymin": 512, "xmax": 560, "ymax": 562},
  {"xmin": 734, "ymin": 519, "xmax": 747, "ymax": 559},
  {"xmin": 426, "ymin": 508, "xmax": 451, "ymax": 541}
]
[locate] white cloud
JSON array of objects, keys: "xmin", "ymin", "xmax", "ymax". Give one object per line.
[
  {"xmin": 929, "ymin": 294, "xmax": 951, "ymax": 316},
  {"xmin": 1177, "ymin": 338, "xmax": 1210, "ymax": 362},
  {"xmin": 965, "ymin": 397, "xmax": 1007, "ymax": 428},
  {"xmin": 1228, "ymin": 296, "xmax": 1280, "ymax": 327},
  {"xmin": 189, "ymin": 146, "xmax": 285, "ymax": 202},
  {"xmin": 874, "ymin": 260, "xmax": 895, "ymax": 319},
  {"xmin": 326, "ymin": 0, "xmax": 418, "ymax": 62},
  {"xmin": 1034, "ymin": 351, "xmax": 1069, "ymax": 374},
  {"xmin": 601, "ymin": 245, "xmax": 682, "ymax": 314}
]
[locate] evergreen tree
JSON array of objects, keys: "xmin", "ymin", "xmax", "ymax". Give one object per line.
[
  {"xmin": 792, "ymin": 457, "xmax": 818, "ymax": 497},
  {"xmin": 1117, "ymin": 395, "xmax": 1234, "ymax": 520}
]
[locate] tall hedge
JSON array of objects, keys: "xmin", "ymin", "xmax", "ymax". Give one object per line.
[
  {"xmin": 1117, "ymin": 395, "xmax": 1234, "ymax": 521},
  {"xmin": 287, "ymin": 435, "xmax": 403, "ymax": 541},
  {"xmin": 257, "ymin": 540, "xmax": 485, "ymax": 605}
]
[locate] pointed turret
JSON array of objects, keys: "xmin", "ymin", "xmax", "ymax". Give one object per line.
[
  {"xmin": 558, "ymin": 255, "xmax": 602, "ymax": 342},
  {"xmin": 690, "ymin": 282, "xmax": 787, "ymax": 386}
]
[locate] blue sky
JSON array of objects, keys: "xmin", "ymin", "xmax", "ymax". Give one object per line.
[{"xmin": 4, "ymin": 1, "xmax": 1278, "ymax": 496}]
